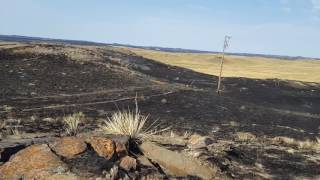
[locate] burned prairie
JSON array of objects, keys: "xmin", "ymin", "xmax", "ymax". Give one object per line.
[{"xmin": 0, "ymin": 43, "xmax": 319, "ymax": 179}]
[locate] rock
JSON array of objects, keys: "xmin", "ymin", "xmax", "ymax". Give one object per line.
[
  {"xmin": 161, "ymin": 98, "xmax": 167, "ymax": 104},
  {"xmin": 185, "ymin": 149, "xmax": 206, "ymax": 158},
  {"xmin": 120, "ymin": 156, "xmax": 137, "ymax": 171},
  {"xmin": 49, "ymin": 136, "xmax": 87, "ymax": 159},
  {"xmin": 24, "ymin": 170, "xmax": 79, "ymax": 180},
  {"xmin": 108, "ymin": 135, "xmax": 129, "ymax": 158},
  {"xmin": 188, "ymin": 134, "xmax": 214, "ymax": 149},
  {"xmin": 137, "ymin": 65, "xmax": 151, "ymax": 71},
  {"xmin": 89, "ymin": 136, "xmax": 115, "ymax": 159},
  {"xmin": 148, "ymin": 135, "xmax": 187, "ymax": 146},
  {"xmin": 43, "ymin": 117, "xmax": 56, "ymax": 122},
  {"xmin": 110, "ymin": 135, "xmax": 129, "ymax": 145},
  {"xmin": 140, "ymin": 141, "xmax": 217, "ymax": 179},
  {"xmin": 0, "ymin": 144, "xmax": 68, "ymax": 179},
  {"xmin": 239, "ymin": 105, "xmax": 246, "ymax": 111},
  {"xmin": 115, "ymin": 142, "xmax": 128, "ymax": 158},
  {"xmin": 137, "ymin": 155, "xmax": 154, "ymax": 167}
]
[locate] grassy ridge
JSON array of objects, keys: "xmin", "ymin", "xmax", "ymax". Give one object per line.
[{"xmin": 124, "ymin": 47, "xmax": 320, "ymax": 83}]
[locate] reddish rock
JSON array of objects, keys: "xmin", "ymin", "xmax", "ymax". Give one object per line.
[
  {"xmin": 89, "ymin": 136, "xmax": 115, "ymax": 159},
  {"xmin": 50, "ymin": 136, "xmax": 87, "ymax": 159},
  {"xmin": 24, "ymin": 170, "xmax": 79, "ymax": 180},
  {"xmin": 0, "ymin": 144, "xmax": 67, "ymax": 179},
  {"xmin": 115, "ymin": 142, "xmax": 128, "ymax": 158},
  {"xmin": 120, "ymin": 156, "xmax": 137, "ymax": 171}
]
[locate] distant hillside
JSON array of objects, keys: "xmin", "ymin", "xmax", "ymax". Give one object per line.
[{"xmin": 0, "ymin": 34, "xmax": 318, "ymax": 60}]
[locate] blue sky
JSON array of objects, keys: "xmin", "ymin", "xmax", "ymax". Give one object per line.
[{"xmin": 1, "ymin": 0, "xmax": 320, "ymax": 57}]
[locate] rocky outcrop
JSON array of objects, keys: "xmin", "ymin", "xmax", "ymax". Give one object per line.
[
  {"xmin": 120, "ymin": 156, "xmax": 137, "ymax": 171},
  {"xmin": 88, "ymin": 136, "xmax": 115, "ymax": 160},
  {"xmin": 140, "ymin": 141, "xmax": 217, "ymax": 179},
  {"xmin": 49, "ymin": 136, "xmax": 87, "ymax": 159},
  {"xmin": 24, "ymin": 170, "xmax": 79, "ymax": 180},
  {"xmin": 115, "ymin": 141, "xmax": 128, "ymax": 158},
  {"xmin": 0, "ymin": 144, "xmax": 68, "ymax": 179}
]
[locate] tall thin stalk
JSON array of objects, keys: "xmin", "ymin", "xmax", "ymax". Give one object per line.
[{"xmin": 217, "ymin": 35, "xmax": 231, "ymax": 94}]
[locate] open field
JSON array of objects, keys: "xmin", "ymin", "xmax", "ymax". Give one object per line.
[
  {"xmin": 0, "ymin": 42, "xmax": 319, "ymax": 179},
  {"xmin": 124, "ymin": 47, "xmax": 320, "ymax": 83}
]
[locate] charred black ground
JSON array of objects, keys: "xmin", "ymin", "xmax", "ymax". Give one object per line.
[{"xmin": 0, "ymin": 43, "xmax": 319, "ymax": 179}]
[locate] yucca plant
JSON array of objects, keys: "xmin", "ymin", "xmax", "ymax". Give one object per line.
[
  {"xmin": 101, "ymin": 98, "xmax": 169, "ymax": 140},
  {"xmin": 63, "ymin": 112, "xmax": 85, "ymax": 136}
]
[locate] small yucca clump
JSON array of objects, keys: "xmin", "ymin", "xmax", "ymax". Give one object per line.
[
  {"xmin": 63, "ymin": 112, "xmax": 85, "ymax": 136},
  {"xmin": 101, "ymin": 98, "xmax": 169, "ymax": 140}
]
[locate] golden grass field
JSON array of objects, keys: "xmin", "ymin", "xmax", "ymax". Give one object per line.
[{"xmin": 121, "ymin": 47, "xmax": 320, "ymax": 83}]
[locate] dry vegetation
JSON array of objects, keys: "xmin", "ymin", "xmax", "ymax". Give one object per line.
[
  {"xmin": 123, "ymin": 47, "xmax": 320, "ymax": 83},
  {"xmin": 63, "ymin": 112, "xmax": 85, "ymax": 136},
  {"xmin": 101, "ymin": 109, "xmax": 169, "ymax": 140},
  {"xmin": 271, "ymin": 136, "xmax": 320, "ymax": 151},
  {"xmin": 235, "ymin": 132, "xmax": 257, "ymax": 142}
]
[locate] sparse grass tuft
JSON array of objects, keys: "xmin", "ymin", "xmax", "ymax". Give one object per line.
[
  {"xmin": 101, "ymin": 98, "xmax": 169, "ymax": 140},
  {"xmin": 101, "ymin": 110, "xmax": 168, "ymax": 140},
  {"xmin": 3, "ymin": 105, "xmax": 13, "ymax": 112},
  {"xmin": 236, "ymin": 132, "xmax": 257, "ymax": 142},
  {"xmin": 63, "ymin": 112, "xmax": 85, "ymax": 136},
  {"xmin": 272, "ymin": 136, "xmax": 320, "ymax": 151},
  {"xmin": 0, "ymin": 119, "xmax": 6, "ymax": 129},
  {"xmin": 229, "ymin": 121, "xmax": 240, "ymax": 127}
]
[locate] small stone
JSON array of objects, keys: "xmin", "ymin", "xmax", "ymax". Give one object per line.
[
  {"xmin": 161, "ymin": 98, "xmax": 167, "ymax": 104},
  {"xmin": 188, "ymin": 134, "xmax": 214, "ymax": 149},
  {"xmin": 89, "ymin": 136, "xmax": 115, "ymax": 159},
  {"xmin": 120, "ymin": 156, "xmax": 137, "ymax": 172},
  {"xmin": 43, "ymin": 117, "xmax": 55, "ymax": 122},
  {"xmin": 240, "ymin": 105, "xmax": 246, "ymax": 110},
  {"xmin": 49, "ymin": 137, "xmax": 87, "ymax": 159},
  {"xmin": 115, "ymin": 142, "xmax": 128, "ymax": 158}
]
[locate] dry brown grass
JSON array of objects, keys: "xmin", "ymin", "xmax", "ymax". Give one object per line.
[
  {"xmin": 236, "ymin": 132, "xmax": 257, "ymax": 142},
  {"xmin": 271, "ymin": 136, "xmax": 320, "ymax": 151},
  {"xmin": 63, "ymin": 112, "xmax": 85, "ymax": 136},
  {"xmin": 121, "ymin": 47, "xmax": 320, "ymax": 83},
  {"xmin": 101, "ymin": 98, "xmax": 169, "ymax": 140},
  {"xmin": 101, "ymin": 110, "xmax": 169, "ymax": 140},
  {"xmin": 0, "ymin": 119, "xmax": 6, "ymax": 129}
]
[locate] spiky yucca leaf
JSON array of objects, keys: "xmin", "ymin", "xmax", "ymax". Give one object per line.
[{"xmin": 101, "ymin": 110, "xmax": 168, "ymax": 140}]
